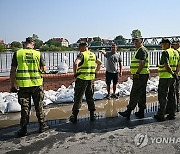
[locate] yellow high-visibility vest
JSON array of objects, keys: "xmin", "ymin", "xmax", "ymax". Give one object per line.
[
  {"xmin": 158, "ymin": 48, "xmax": 179, "ymax": 78},
  {"xmin": 16, "ymin": 49, "xmax": 43, "ymax": 87},
  {"xmin": 130, "ymin": 46, "xmax": 149, "ymax": 74},
  {"xmin": 77, "ymin": 50, "xmax": 96, "ymax": 80}
]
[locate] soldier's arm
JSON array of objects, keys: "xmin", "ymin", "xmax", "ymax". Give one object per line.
[
  {"xmin": 73, "ymin": 58, "xmax": 81, "ymax": 74},
  {"xmin": 135, "ymin": 48, "xmax": 146, "ymax": 74},
  {"xmin": 10, "ymin": 66, "xmax": 17, "ymax": 89},
  {"xmin": 137, "ymin": 60, "xmax": 146, "ymax": 74},
  {"xmin": 162, "ymin": 51, "xmax": 174, "ymax": 74},
  {"xmin": 40, "ymin": 53, "xmax": 46, "ymax": 73},
  {"xmin": 164, "ymin": 63, "xmax": 174, "ymax": 74},
  {"xmin": 95, "ymin": 59, "xmax": 102, "ymax": 73},
  {"xmin": 10, "ymin": 52, "xmax": 18, "ymax": 90},
  {"xmin": 119, "ymin": 61, "xmax": 122, "ymax": 76}
]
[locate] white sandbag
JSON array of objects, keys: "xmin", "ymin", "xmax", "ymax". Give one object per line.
[
  {"xmin": 0, "ymin": 92, "xmax": 9, "ymax": 99},
  {"xmin": 6, "ymin": 99, "xmax": 21, "ymax": 113},
  {"xmin": 0, "ymin": 102, "xmax": 7, "ymax": 114},
  {"xmin": 55, "ymin": 95, "xmax": 74, "ymax": 103},
  {"xmin": 4, "ymin": 93, "xmax": 17, "ymax": 102},
  {"xmin": 43, "ymin": 99, "xmax": 53, "ymax": 106},
  {"xmin": 93, "ymin": 91, "xmax": 105, "ymax": 100},
  {"xmin": 57, "ymin": 62, "xmax": 69, "ymax": 74},
  {"xmin": 55, "ymin": 89, "xmax": 74, "ymax": 103}
]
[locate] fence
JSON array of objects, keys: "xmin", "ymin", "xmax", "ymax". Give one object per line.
[{"xmin": 0, "ymin": 50, "xmax": 161, "ymax": 75}]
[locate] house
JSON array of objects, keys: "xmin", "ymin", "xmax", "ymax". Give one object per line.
[
  {"xmin": 77, "ymin": 37, "xmax": 94, "ymax": 45},
  {"xmin": 50, "ymin": 38, "xmax": 69, "ymax": 47},
  {"xmin": 0, "ymin": 40, "xmax": 4, "ymax": 44}
]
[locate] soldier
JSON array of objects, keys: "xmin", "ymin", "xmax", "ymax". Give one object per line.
[
  {"xmin": 100, "ymin": 44, "xmax": 122, "ymax": 99},
  {"xmin": 171, "ymin": 40, "xmax": 180, "ymax": 112},
  {"xmin": 154, "ymin": 38, "xmax": 179, "ymax": 121},
  {"xmin": 69, "ymin": 42, "xmax": 102, "ymax": 123},
  {"xmin": 10, "ymin": 37, "xmax": 49, "ymax": 137},
  {"xmin": 118, "ymin": 37, "xmax": 149, "ymax": 120}
]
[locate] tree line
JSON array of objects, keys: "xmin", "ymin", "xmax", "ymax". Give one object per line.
[{"xmin": 0, "ymin": 29, "xmax": 142, "ymax": 52}]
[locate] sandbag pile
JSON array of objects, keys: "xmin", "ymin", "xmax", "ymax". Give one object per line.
[{"xmin": 0, "ymin": 76, "xmax": 159, "ymax": 114}]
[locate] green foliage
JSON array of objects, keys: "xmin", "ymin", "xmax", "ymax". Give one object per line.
[
  {"xmin": 28, "ymin": 34, "xmax": 44, "ymax": 49},
  {"xmin": 32, "ymin": 34, "xmax": 39, "ymax": 40},
  {"xmin": 114, "ymin": 35, "xmax": 126, "ymax": 45},
  {"xmin": 34, "ymin": 39, "xmax": 43, "ymax": 49},
  {"xmin": 93, "ymin": 36, "xmax": 101, "ymax": 42},
  {"xmin": 91, "ymin": 36, "xmax": 102, "ymax": 46},
  {"xmin": 11, "ymin": 47, "xmax": 20, "ymax": 52},
  {"xmin": 91, "ymin": 41, "xmax": 102, "ymax": 46},
  {"xmin": 11, "ymin": 41, "xmax": 22, "ymax": 48},
  {"xmin": 39, "ymin": 44, "xmax": 49, "ymax": 51},
  {"xmin": 46, "ymin": 39, "xmax": 62, "ymax": 47},
  {"xmin": 39, "ymin": 44, "xmax": 75, "ymax": 52},
  {"xmin": 0, "ymin": 44, "xmax": 6, "ymax": 52},
  {"xmin": 131, "ymin": 29, "xmax": 142, "ymax": 39}
]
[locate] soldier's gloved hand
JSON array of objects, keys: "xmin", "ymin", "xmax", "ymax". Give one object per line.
[
  {"xmin": 10, "ymin": 87, "xmax": 18, "ymax": 93},
  {"xmin": 133, "ymin": 72, "xmax": 139, "ymax": 79},
  {"xmin": 172, "ymin": 73, "xmax": 179, "ymax": 81}
]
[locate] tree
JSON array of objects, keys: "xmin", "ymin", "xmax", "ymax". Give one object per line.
[
  {"xmin": 114, "ymin": 35, "xmax": 126, "ymax": 45},
  {"xmin": 32, "ymin": 34, "xmax": 39, "ymax": 40},
  {"xmin": 93, "ymin": 36, "xmax": 101, "ymax": 42},
  {"xmin": 0, "ymin": 44, "xmax": 6, "ymax": 52},
  {"xmin": 34, "ymin": 39, "xmax": 43, "ymax": 49},
  {"xmin": 29, "ymin": 34, "xmax": 44, "ymax": 49},
  {"xmin": 11, "ymin": 41, "xmax": 22, "ymax": 48},
  {"xmin": 45, "ymin": 39, "xmax": 61, "ymax": 47},
  {"xmin": 131, "ymin": 29, "xmax": 142, "ymax": 39},
  {"xmin": 91, "ymin": 36, "xmax": 102, "ymax": 46}
]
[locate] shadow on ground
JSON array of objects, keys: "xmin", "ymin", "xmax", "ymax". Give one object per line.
[{"xmin": 0, "ymin": 112, "xmax": 158, "ymax": 142}]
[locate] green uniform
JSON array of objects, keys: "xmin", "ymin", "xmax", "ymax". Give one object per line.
[
  {"xmin": 176, "ymin": 48, "xmax": 180, "ymax": 110},
  {"xmin": 157, "ymin": 48, "xmax": 179, "ymax": 118},
  {"xmin": 127, "ymin": 46, "xmax": 149, "ymax": 110},
  {"xmin": 11, "ymin": 49, "xmax": 46, "ymax": 127},
  {"xmin": 72, "ymin": 50, "xmax": 96, "ymax": 115}
]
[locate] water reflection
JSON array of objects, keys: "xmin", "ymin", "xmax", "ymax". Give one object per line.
[{"xmin": 0, "ymin": 93, "xmax": 158, "ymax": 128}]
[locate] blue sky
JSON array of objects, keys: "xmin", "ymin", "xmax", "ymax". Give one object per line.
[{"xmin": 0, "ymin": 0, "xmax": 180, "ymax": 44}]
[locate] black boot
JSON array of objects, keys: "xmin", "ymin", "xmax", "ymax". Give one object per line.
[
  {"xmin": 90, "ymin": 111, "xmax": 96, "ymax": 121},
  {"xmin": 118, "ymin": 109, "xmax": 132, "ymax": 120},
  {"xmin": 154, "ymin": 114, "xmax": 165, "ymax": 122},
  {"xmin": 16, "ymin": 126, "xmax": 27, "ymax": 137},
  {"xmin": 69, "ymin": 114, "xmax": 78, "ymax": 123},
  {"xmin": 135, "ymin": 108, "xmax": 144, "ymax": 119},
  {"xmin": 39, "ymin": 122, "xmax": 49, "ymax": 133}
]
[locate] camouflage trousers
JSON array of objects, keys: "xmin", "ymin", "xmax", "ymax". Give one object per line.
[
  {"xmin": 175, "ymin": 77, "xmax": 180, "ymax": 108},
  {"xmin": 18, "ymin": 86, "xmax": 45, "ymax": 127},
  {"xmin": 157, "ymin": 78, "xmax": 176, "ymax": 117},
  {"xmin": 72, "ymin": 78, "xmax": 95, "ymax": 115},
  {"xmin": 127, "ymin": 74, "xmax": 149, "ymax": 110}
]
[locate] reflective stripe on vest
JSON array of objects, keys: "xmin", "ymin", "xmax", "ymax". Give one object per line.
[
  {"xmin": 158, "ymin": 48, "xmax": 179, "ymax": 78},
  {"xmin": 77, "ymin": 50, "xmax": 96, "ymax": 80},
  {"xmin": 130, "ymin": 46, "xmax": 150, "ymax": 74},
  {"xmin": 177, "ymin": 48, "xmax": 180, "ymax": 76},
  {"xmin": 16, "ymin": 49, "xmax": 43, "ymax": 87}
]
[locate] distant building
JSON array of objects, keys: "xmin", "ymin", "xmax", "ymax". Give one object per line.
[
  {"xmin": 77, "ymin": 37, "xmax": 94, "ymax": 45},
  {"xmin": 6, "ymin": 43, "xmax": 11, "ymax": 48},
  {"xmin": 69, "ymin": 43, "xmax": 79, "ymax": 48},
  {"xmin": 50, "ymin": 38, "xmax": 69, "ymax": 47},
  {"xmin": 0, "ymin": 40, "xmax": 4, "ymax": 44}
]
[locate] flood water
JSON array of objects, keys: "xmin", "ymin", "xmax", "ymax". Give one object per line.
[{"xmin": 0, "ymin": 93, "xmax": 158, "ymax": 128}]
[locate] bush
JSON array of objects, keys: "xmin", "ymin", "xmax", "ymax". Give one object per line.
[{"xmin": 0, "ymin": 44, "xmax": 6, "ymax": 52}]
